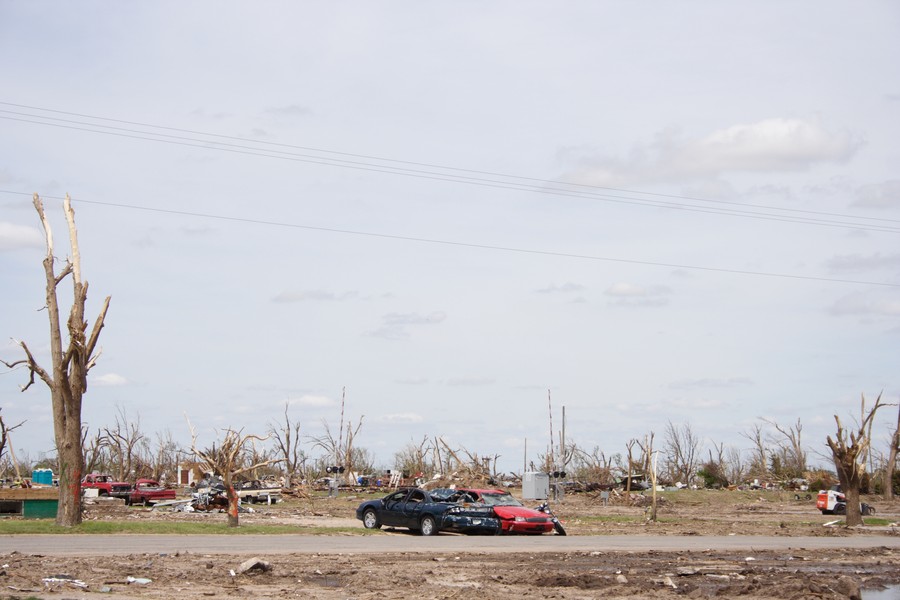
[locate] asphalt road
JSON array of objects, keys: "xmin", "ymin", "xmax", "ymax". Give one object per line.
[{"xmin": 2, "ymin": 533, "xmax": 899, "ymax": 555}]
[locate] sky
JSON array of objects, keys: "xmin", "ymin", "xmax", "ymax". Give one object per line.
[{"xmin": 1, "ymin": 2, "xmax": 898, "ymax": 476}]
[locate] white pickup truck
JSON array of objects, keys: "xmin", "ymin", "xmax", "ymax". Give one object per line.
[{"xmin": 236, "ymin": 480, "xmax": 282, "ymax": 504}]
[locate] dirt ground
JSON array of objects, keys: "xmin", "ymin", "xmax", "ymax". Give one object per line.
[{"xmin": 2, "ymin": 488, "xmax": 899, "ymax": 599}]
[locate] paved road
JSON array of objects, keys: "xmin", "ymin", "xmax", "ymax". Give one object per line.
[{"xmin": 2, "ymin": 533, "xmax": 899, "ymax": 555}]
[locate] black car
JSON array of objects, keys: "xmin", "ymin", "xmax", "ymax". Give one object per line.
[{"xmin": 356, "ymin": 488, "xmax": 500, "ymax": 536}]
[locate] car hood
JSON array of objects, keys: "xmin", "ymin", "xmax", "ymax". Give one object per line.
[{"xmin": 491, "ymin": 506, "xmax": 547, "ymax": 520}]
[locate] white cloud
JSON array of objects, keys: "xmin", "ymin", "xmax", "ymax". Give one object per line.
[
  {"xmin": 290, "ymin": 394, "xmax": 334, "ymax": 407},
  {"xmin": 446, "ymin": 377, "xmax": 495, "ymax": 386},
  {"xmin": 263, "ymin": 104, "xmax": 312, "ymax": 117},
  {"xmin": 605, "ymin": 282, "xmax": 672, "ymax": 307},
  {"xmin": 367, "ymin": 312, "xmax": 446, "ymax": 340},
  {"xmin": 829, "ymin": 293, "xmax": 900, "ymax": 317},
  {"xmin": 378, "ymin": 412, "xmax": 424, "ymax": 424},
  {"xmin": 93, "ymin": 373, "xmax": 128, "ymax": 387},
  {"xmin": 537, "ymin": 282, "xmax": 586, "ymax": 294},
  {"xmin": 0, "ymin": 222, "xmax": 43, "ymax": 251},
  {"xmin": 568, "ymin": 118, "xmax": 861, "ymax": 186},
  {"xmin": 853, "ymin": 180, "xmax": 900, "ymax": 209},
  {"xmin": 272, "ymin": 290, "xmax": 358, "ymax": 303},
  {"xmin": 669, "ymin": 377, "xmax": 753, "ymax": 390},
  {"xmin": 826, "ymin": 253, "xmax": 900, "ymax": 272}
]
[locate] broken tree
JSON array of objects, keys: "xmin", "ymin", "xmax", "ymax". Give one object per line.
[
  {"xmin": 188, "ymin": 420, "xmax": 281, "ymax": 527},
  {"xmin": 826, "ymin": 392, "xmax": 886, "ymax": 526},
  {"xmin": 1, "ymin": 194, "xmax": 110, "ymax": 526}
]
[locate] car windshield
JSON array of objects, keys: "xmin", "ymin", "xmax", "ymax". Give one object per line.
[{"xmin": 477, "ymin": 493, "xmax": 522, "ymax": 507}]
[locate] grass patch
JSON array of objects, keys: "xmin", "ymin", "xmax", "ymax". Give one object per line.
[{"xmin": 0, "ymin": 520, "xmax": 370, "ymax": 535}]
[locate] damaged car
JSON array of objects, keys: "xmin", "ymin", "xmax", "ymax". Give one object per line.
[
  {"xmin": 452, "ymin": 488, "xmax": 560, "ymax": 535},
  {"xmin": 356, "ymin": 488, "xmax": 500, "ymax": 536}
]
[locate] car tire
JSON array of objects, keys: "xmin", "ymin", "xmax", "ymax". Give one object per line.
[
  {"xmin": 833, "ymin": 503, "xmax": 846, "ymax": 515},
  {"xmin": 420, "ymin": 515, "xmax": 438, "ymax": 536},
  {"xmin": 362, "ymin": 509, "xmax": 381, "ymax": 530}
]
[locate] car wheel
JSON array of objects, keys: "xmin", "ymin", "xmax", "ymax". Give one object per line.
[
  {"xmin": 143, "ymin": 498, "xmax": 151, "ymax": 507},
  {"xmin": 362, "ymin": 509, "xmax": 381, "ymax": 530},
  {"xmin": 124, "ymin": 497, "xmax": 131, "ymax": 506},
  {"xmin": 420, "ymin": 515, "xmax": 438, "ymax": 536},
  {"xmin": 833, "ymin": 503, "xmax": 846, "ymax": 515}
]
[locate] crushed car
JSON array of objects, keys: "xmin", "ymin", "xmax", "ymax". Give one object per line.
[
  {"xmin": 126, "ymin": 478, "xmax": 177, "ymax": 506},
  {"xmin": 448, "ymin": 488, "xmax": 563, "ymax": 535},
  {"xmin": 356, "ymin": 488, "xmax": 500, "ymax": 536}
]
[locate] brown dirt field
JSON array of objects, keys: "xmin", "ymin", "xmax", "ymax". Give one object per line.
[{"xmin": 3, "ymin": 488, "xmax": 899, "ymax": 599}]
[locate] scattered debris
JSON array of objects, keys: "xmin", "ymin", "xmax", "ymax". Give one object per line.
[{"xmin": 237, "ymin": 557, "xmax": 271, "ymax": 574}]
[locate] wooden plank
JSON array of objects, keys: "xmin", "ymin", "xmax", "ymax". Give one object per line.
[{"xmin": 0, "ymin": 488, "xmax": 60, "ymax": 500}]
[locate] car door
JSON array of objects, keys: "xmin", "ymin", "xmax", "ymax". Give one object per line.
[
  {"xmin": 399, "ymin": 489, "xmax": 429, "ymax": 528},
  {"xmin": 379, "ymin": 490, "xmax": 410, "ymax": 527}
]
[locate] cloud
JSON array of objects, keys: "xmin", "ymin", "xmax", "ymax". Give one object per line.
[
  {"xmin": 829, "ymin": 293, "xmax": 900, "ymax": 317},
  {"xmin": 669, "ymin": 377, "xmax": 753, "ymax": 390},
  {"xmin": 263, "ymin": 104, "xmax": 312, "ymax": 117},
  {"xmin": 395, "ymin": 377, "xmax": 429, "ymax": 385},
  {"xmin": 852, "ymin": 180, "xmax": 900, "ymax": 209},
  {"xmin": 0, "ymin": 222, "xmax": 43, "ymax": 251},
  {"xmin": 93, "ymin": 373, "xmax": 128, "ymax": 387},
  {"xmin": 605, "ymin": 282, "xmax": 672, "ymax": 307},
  {"xmin": 377, "ymin": 412, "xmax": 424, "ymax": 424},
  {"xmin": 567, "ymin": 118, "xmax": 861, "ymax": 186},
  {"xmin": 825, "ymin": 253, "xmax": 900, "ymax": 272},
  {"xmin": 536, "ymin": 282, "xmax": 586, "ymax": 294},
  {"xmin": 272, "ymin": 290, "xmax": 358, "ymax": 303},
  {"xmin": 289, "ymin": 394, "xmax": 334, "ymax": 407},
  {"xmin": 367, "ymin": 311, "xmax": 446, "ymax": 340},
  {"xmin": 446, "ymin": 377, "xmax": 495, "ymax": 386}
]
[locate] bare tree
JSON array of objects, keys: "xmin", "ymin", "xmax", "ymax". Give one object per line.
[
  {"xmin": 886, "ymin": 402, "xmax": 900, "ymax": 501},
  {"xmin": 268, "ymin": 402, "xmax": 306, "ymax": 485},
  {"xmin": 663, "ymin": 420, "xmax": 701, "ymax": 486},
  {"xmin": 307, "ymin": 389, "xmax": 364, "ymax": 484},
  {"xmin": 393, "ymin": 436, "xmax": 435, "ymax": 478},
  {"xmin": 1, "ymin": 194, "xmax": 111, "ymax": 526},
  {"xmin": 740, "ymin": 423, "xmax": 769, "ymax": 482},
  {"xmin": 103, "ymin": 406, "xmax": 145, "ymax": 481},
  {"xmin": 150, "ymin": 430, "xmax": 180, "ymax": 484},
  {"xmin": 764, "ymin": 418, "xmax": 807, "ymax": 479},
  {"xmin": 82, "ymin": 427, "xmax": 107, "ymax": 475},
  {"xmin": 826, "ymin": 392, "xmax": 887, "ymax": 526},
  {"xmin": 187, "ymin": 420, "xmax": 281, "ymax": 527},
  {"xmin": 724, "ymin": 446, "xmax": 747, "ymax": 486},
  {"xmin": 0, "ymin": 410, "xmax": 26, "ymax": 481}
]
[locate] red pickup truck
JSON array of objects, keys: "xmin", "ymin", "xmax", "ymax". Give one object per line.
[
  {"xmin": 81, "ymin": 473, "xmax": 132, "ymax": 500},
  {"xmin": 126, "ymin": 479, "xmax": 177, "ymax": 506}
]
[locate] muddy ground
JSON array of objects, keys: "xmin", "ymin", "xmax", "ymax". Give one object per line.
[{"xmin": 2, "ymin": 488, "xmax": 899, "ymax": 599}]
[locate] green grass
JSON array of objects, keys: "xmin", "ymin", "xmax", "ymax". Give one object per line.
[{"xmin": 0, "ymin": 520, "xmax": 372, "ymax": 535}]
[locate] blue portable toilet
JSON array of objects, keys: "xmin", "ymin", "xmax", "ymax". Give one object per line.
[{"xmin": 31, "ymin": 469, "xmax": 54, "ymax": 485}]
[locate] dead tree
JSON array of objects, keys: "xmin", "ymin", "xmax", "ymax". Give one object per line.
[
  {"xmin": 0, "ymin": 410, "xmax": 26, "ymax": 480},
  {"xmin": 103, "ymin": 405, "xmax": 145, "ymax": 481},
  {"xmin": 187, "ymin": 420, "xmax": 281, "ymax": 527},
  {"xmin": 740, "ymin": 423, "xmax": 769, "ymax": 482},
  {"xmin": 1, "ymin": 194, "xmax": 111, "ymax": 526},
  {"xmin": 663, "ymin": 420, "xmax": 701, "ymax": 485},
  {"xmin": 763, "ymin": 418, "xmax": 807, "ymax": 479},
  {"xmin": 886, "ymin": 402, "xmax": 900, "ymax": 500},
  {"xmin": 826, "ymin": 392, "xmax": 887, "ymax": 526},
  {"xmin": 268, "ymin": 401, "xmax": 305, "ymax": 485}
]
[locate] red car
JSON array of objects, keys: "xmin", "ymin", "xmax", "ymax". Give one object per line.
[{"xmin": 458, "ymin": 488, "xmax": 556, "ymax": 534}]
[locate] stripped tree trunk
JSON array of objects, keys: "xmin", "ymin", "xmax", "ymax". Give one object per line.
[{"xmin": 2, "ymin": 194, "xmax": 110, "ymax": 526}]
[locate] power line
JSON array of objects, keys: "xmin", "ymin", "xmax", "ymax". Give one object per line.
[
  {"xmin": 2, "ymin": 103, "xmax": 898, "ymax": 233},
  {"xmin": 2, "ymin": 189, "xmax": 898, "ymax": 289}
]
